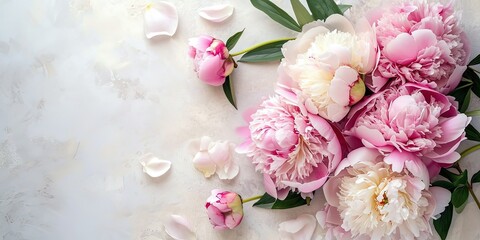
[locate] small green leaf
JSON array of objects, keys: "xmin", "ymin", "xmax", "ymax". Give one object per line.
[
  {"xmin": 463, "ymin": 68, "xmax": 480, "ymax": 98},
  {"xmin": 253, "ymin": 191, "xmax": 308, "ymax": 209},
  {"xmin": 226, "ymin": 29, "xmax": 245, "ymax": 51},
  {"xmin": 434, "ymin": 202, "xmax": 453, "ymax": 240},
  {"xmin": 306, "ymin": 0, "xmax": 343, "ymax": 21},
  {"xmin": 472, "ymin": 170, "xmax": 480, "ymax": 183},
  {"xmin": 238, "ymin": 39, "xmax": 288, "ymax": 63},
  {"xmin": 450, "ymin": 86, "xmax": 471, "ymax": 113},
  {"xmin": 222, "ymin": 76, "xmax": 237, "ymax": 109},
  {"xmin": 452, "ymin": 185, "xmax": 469, "ymax": 209},
  {"xmin": 469, "ymin": 54, "xmax": 480, "ymax": 66},
  {"xmin": 290, "ymin": 0, "xmax": 314, "ymax": 27},
  {"xmin": 338, "ymin": 4, "xmax": 352, "ymax": 13},
  {"xmin": 466, "ymin": 124, "xmax": 480, "ymax": 142},
  {"xmin": 250, "ymin": 0, "xmax": 301, "ymax": 32},
  {"xmin": 432, "ymin": 180, "xmax": 455, "ymax": 192},
  {"xmin": 440, "ymin": 168, "xmax": 468, "ymax": 187}
]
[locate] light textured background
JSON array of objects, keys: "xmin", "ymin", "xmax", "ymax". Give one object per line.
[{"xmin": 1, "ymin": 0, "xmax": 479, "ymax": 239}]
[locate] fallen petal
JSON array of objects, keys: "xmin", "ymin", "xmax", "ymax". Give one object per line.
[
  {"xmin": 198, "ymin": 4, "xmax": 234, "ymax": 23},
  {"xmin": 278, "ymin": 214, "xmax": 317, "ymax": 240},
  {"xmin": 144, "ymin": 2, "xmax": 178, "ymax": 39},
  {"xmin": 164, "ymin": 215, "xmax": 196, "ymax": 240},
  {"xmin": 140, "ymin": 153, "xmax": 171, "ymax": 177},
  {"xmin": 192, "ymin": 151, "xmax": 216, "ymax": 178}
]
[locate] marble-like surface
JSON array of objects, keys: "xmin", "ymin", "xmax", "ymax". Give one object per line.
[{"xmin": 1, "ymin": 0, "xmax": 479, "ymax": 239}]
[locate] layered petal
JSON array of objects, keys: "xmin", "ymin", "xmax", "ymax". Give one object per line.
[{"xmin": 144, "ymin": 2, "xmax": 178, "ymax": 38}]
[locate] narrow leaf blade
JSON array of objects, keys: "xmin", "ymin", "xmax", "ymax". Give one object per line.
[
  {"xmin": 452, "ymin": 185, "xmax": 469, "ymax": 208},
  {"xmin": 250, "ymin": 0, "xmax": 301, "ymax": 32},
  {"xmin": 338, "ymin": 4, "xmax": 352, "ymax": 14},
  {"xmin": 253, "ymin": 191, "xmax": 308, "ymax": 209},
  {"xmin": 434, "ymin": 203, "xmax": 453, "ymax": 240},
  {"xmin": 466, "ymin": 124, "xmax": 480, "ymax": 142},
  {"xmin": 432, "ymin": 180, "xmax": 455, "ymax": 192},
  {"xmin": 290, "ymin": 0, "xmax": 314, "ymax": 27},
  {"xmin": 226, "ymin": 29, "xmax": 245, "ymax": 51},
  {"xmin": 463, "ymin": 67, "xmax": 480, "ymax": 98},
  {"xmin": 469, "ymin": 54, "xmax": 480, "ymax": 66},
  {"xmin": 238, "ymin": 40, "xmax": 288, "ymax": 63},
  {"xmin": 306, "ymin": 0, "xmax": 342, "ymax": 21},
  {"xmin": 472, "ymin": 170, "xmax": 480, "ymax": 183},
  {"xmin": 222, "ymin": 76, "xmax": 237, "ymax": 109}
]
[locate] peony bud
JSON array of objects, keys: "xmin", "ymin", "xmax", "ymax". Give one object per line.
[
  {"xmin": 349, "ymin": 77, "xmax": 366, "ymax": 105},
  {"xmin": 205, "ymin": 189, "xmax": 243, "ymax": 230},
  {"xmin": 188, "ymin": 36, "xmax": 234, "ymax": 86}
]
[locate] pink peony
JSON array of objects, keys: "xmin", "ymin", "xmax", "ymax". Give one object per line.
[
  {"xmin": 367, "ymin": 0, "xmax": 470, "ymax": 94},
  {"xmin": 278, "ymin": 14, "xmax": 377, "ymax": 122},
  {"xmin": 205, "ymin": 189, "xmax": 243, "ymax": 230},
  {"xmin": 188, "ymin": 35, "xmax": 234, "ymax": 86},
  {"xmin": 320, "ymin": 147, "xmax": 451, "ymax": 240},
  {"xmin": 237, "ymin": 95, "xmax": 344, "ymax": 198},
  {"xmin": 344, "ymin": 83, "xmax": 470, "ymax": 178}
]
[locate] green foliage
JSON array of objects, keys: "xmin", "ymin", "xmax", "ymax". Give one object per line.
[
  {"xmin": 250, "ymin": 0, "xmax": 301, "ymax": 31},
  {"xmin": 222, "ymin": 76, "xmax": 237, "ymax": 109},
  {"xmin": 253, "ymin": 191, "xmax": 308, "ymax": 209},
  {"xmin": 238, "ymin": 40, "xmax": 289, "ymax": 62},
  {"xmin": 226, "ymin": 29, "xmax": 245, "ymax": 51},
  {"xmin": 452, "ymin": 185, "xmax": 469, "ymax": 209},
  {"xmin": 466, "ymin": 124, "xmax": 480, "ymax": 142},
  {"xmin": 290, "ymin": 0, "xmax": 314, "ymax": 27},
  {"xmin": 433, "ymin": 203, "xmax": 453, "ymax": 240},
  {"xmin": 468, "ymin": 54, "xmax": 480, "ymax": 66},
  {"xmin": 306, "ymin": 0, "xmax": 343, "ymax": 20}
]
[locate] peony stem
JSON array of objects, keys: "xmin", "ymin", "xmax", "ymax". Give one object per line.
[
  {"xmin": 465, "ymin": 110, "xmax": 480, "ymax": 117},
  {"xmin": 241, "ymin": 195, "xmax": 262, "ymax": 203},
  {"xmin": 460, "ymin": 144, "xmax": 480, "ymax": 159},
  {"xmin": 229, "ymin": 38, "xmax": 295, "ymax": 57}
]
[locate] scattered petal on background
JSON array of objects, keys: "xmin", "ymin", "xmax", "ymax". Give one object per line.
[
  {"xmin": 192, "ymin": 137, "xmax": 239, "ymax": 180},
  {"xmin": 278, "ymin": 214, "xmax": 317, "ymax": 240},
  {"xmin": 198, "ymin": 4, "xmax": 234, "ymax": 23},
  {"xmin": 139, "ymin": 153, "xmax": 171, "ymax": 177},
  {"xmin": 144, "ymin": 2, "xmax": 178, "ymax": 39},
  {"xmin": 192, "ymin": 151, "xmax": 216, "ymax": 177},
  {"xmin": 164, "ymin": 215, "xmax": 196, "ymax": 240}
]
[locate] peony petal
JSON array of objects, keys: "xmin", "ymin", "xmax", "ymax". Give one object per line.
[
  {"xmin": 144, "ymin": 2, "xmax": 178, "ymax": 39},
  {"xmin": 198, "ymin": 4, "xmax": 234, "ymax": 23},
  {"xmin": 323, "ymin": 178, "xmax": 342, "ymax": 207},
  {"xmin": 384, "ymin": 150, "xmax": 412, "ymax": 173},
  {"xmin": 192, "ymin": 151, "xmax": 216, "ymax": 178},
  {"xmin": 335, "ymin": 147, "xmax": 381, "ymax": 175},
  {"xmin": 139, "ymin": 153, "xmax": 171, "ymax": 178},
  {"xmin": 197, "ymin": 54, "xmax": 225, "ymax": 86},
  {"xmin": 208, "ymin": 141, "xmax": 230, "ymax": 167},
  {"xmin": 355, "ymin": 125, "xmax": 387, "ymax": 146},
  {"xmin": 404, "ymin": 157, "xmax": 430, "ymax": 187},
  {"xmin": 411, "ymin": 29, "xmax": 437, "ymax": 50},
  {"xmin": 384, "ymin": 33, "xmax": 418, "ymax": 64},
  {"xmin": 278, "ymin": 214, "xmax": 317, "ymax": 240},
  {"xmin": 430, "ymin": 187, "xmax": 451, "ymax": 219},
  {"xmin": 437, "ymin": 114, "xmax": 470, "ymax": 144},
  {"xmin": 329, "ymin": 66, "xmax": 359, "ymax": 106},
  {"xmin": 164, "ymin": 215, "xmax": 196, "ymax": 240},
  {"xmin": 263, "ymin": 174, "xmax": 278, "ymax": 199}
]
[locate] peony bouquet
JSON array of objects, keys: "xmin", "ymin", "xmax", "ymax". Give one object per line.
[{"xmin": 189, "ymin": 0, "xmax": 480, "ymax": 239}]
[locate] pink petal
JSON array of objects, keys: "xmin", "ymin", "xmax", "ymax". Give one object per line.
[
  {"xmin": 323, "ymin": 178, "xmax": 342, "ymax": 207},
  {"xmin": 198, "ymin": 4, "xmax": 234, "ymax": 23},
  {"xmin": 278, "ymin": 214, "xmax": 317, "ymax": 240},
  {"xmin": 144, "ymin": 2, "xmax": 178, "ymax": 39},
  {"xmin": 384, "ymin": 150, "xmax": 411, "ymax": 172},
  {"xmin": 206, "ymin": 205, "xmax": 227, "ymax": 230},
  {"xmin": 208, "ymin": 141, "xmax": 230, "ymax": 167},
  {"xmin": 263, "ymin": 174, "xmax": 278, "ymax": 199},
  {"xmin": 404, "ymin": 158, "xmax": 430, "ymax": 187},
  {"xmin": 192, "ymin": 151, "xmax": 216, "ymax": 177},
  {"xmin": 188, "ymin": 35, "xmax": 214, "ymax": 51},
  {"xmin": 430, "ymin": 187, "xmax": 451, "ymax": 219},
  {"xmin": 355, "ymin": 125, "xmax": 387, "ymax": 146},
  {"xmin": 164, "ymin": 215, "xmax": 196, "ymax": 240},
  {"xmin": 437, "ymin": 114, "xmax": 470, "ymax": 144},
  {"xmin": 335, "ymin": 147, "xmax": 381, "ymax": 175},
  {"xmin": 282, "ymin": 164, "xmax": 328, "ymax": 193},
  {"xmin": 329, "ymin": 66, "xmax": 358, "ymax": 106},
  {"xmin": 384, "ymin": 33, "xmax": 418, "ymax": 64},
  {"xmin": 198, "ymin": 55, "xmax": 225, "ymax": 86},
  {"xmin": 412, "ymin": 29, "xmax": 437, "ymax": 50}
]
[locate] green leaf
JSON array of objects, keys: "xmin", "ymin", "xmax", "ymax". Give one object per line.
[
  {"xmin": 250, "ymin": 0, "xmax": 301, "ymax": 32},
  {"xmin": 472, "ymin": 170, "xmax": 480, "ymax": 183},
  {"xmin": 466, "ymin": 124, "xmax": 480, "ymax": 142},
  {"xmin": 222, "ymin": 76, "xmax": 237, "ymax": 109},
  {"xmin": 450, "ymin": 85, "xmax": 471, "ymax": 113},
  {"xmin": 338, "ymin": 4, "xmax": 352, "ymax": 13},
  {"xmin": 440, "ymin": 168, "xmax": 468, "ymax": 186},
  {"xmin": 469, "ymin": 54, "xmax": 480, "ymax": 66},
  {"xmin": 432, "ymin": 180, "xmax": 455, "ymax": 192},
  {"xmin": 290, "ymin": 0, "xmax": 314, "ymax": 27},
  {"xmin": 434, "ymin": 202, "xmax": 453, "ymax": 240},
  {"xmin": 452, "ymin": 185, "xmax": 469, "ymax": 209},
  {"xmin": 238, "ymin": 40, "xmax": 288, "ymax": 63},
  {"xmin": 253, "ymin": 191, "xmax": 308, "ymax": 209},
  {"xmin": 463, "ymin": 67, "xmax": 480, "ymax": 98},
  {"xmin": 226, "ymin": 29, "xmax": 245, "ymax": 51},
  {"xmin": 306, "ymin": 0, "xmax": 343, "ymax": 21}
]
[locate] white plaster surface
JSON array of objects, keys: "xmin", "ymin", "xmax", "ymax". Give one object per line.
[{"xmin": 1, "ymin": 0, "xmax": 479, "ymax": 239}]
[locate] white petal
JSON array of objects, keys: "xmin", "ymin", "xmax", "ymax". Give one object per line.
[
  {"xmin": 278, "ymin": 214, "xmax": 317, "ymax": 240},
  {"xmin": 192, "ymin": 151, "xmax": 216, "ymax": 178},
  {"xmin": 140, "ymin": 153, "xmax": 171, "ymax": 178},
  {"xmin": 216, "ymin": 162, "xmax": 239, "ymax": 180},
  {"xmin": 164, "ymin": 215, "xmax": 196, "ymax": 240},
  {"xmin": 208, "ymin": 141, "xmax": 231, "ymax": 167},
  {"xmin": 198, "ymin": 4, "xmax": 234, "ymax": 23},
  {"xmin": 144, "ymin": 2, "xmax": 178, "ymax": 39}
]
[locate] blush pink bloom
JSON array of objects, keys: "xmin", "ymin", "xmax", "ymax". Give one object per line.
[
  {"xmin": 237, "ymin": 95, "xmax": 344, "ymax": 199},
  {"xmin": 319, "ymin": 147, "xmax": 451, "ymax": 240},
  {"xmin": 205, "ymin": 189, "xmax": 243, "ymax": 230},
  {"xmin": 366, "ymin": 0, "xmax": 470, "ymax": 94},
  {"xmin": 344, "ymin": 83, "xmax": 470, "ymax": 178},
  {"xmin": 188, "ymin": 35, "xmax": 234, "ymax": 86},
  {"xmin": 278, "ymin": 14, "xmax": 377, "ymax": 122}
]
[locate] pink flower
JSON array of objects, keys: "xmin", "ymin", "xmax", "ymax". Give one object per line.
[
  {"xmin": 320, "ymin": 147, "xmax": 451, "ymax": 239},
  {"xmin": 278, "ymin": 14, "xmax": 377, "ymax": 122},
  {"xmin": 237, "ymin": 95, "xmax": 344, "ymax": 198},
  {"xmin": 367, "ymin": 0, "xmax": 470, "ymax": 94},
  {"xmin": 205, "ymin": 189, "xmax": 243, "ymax": 230},
  {"xmin": 344, "ymin": 83, "xmax": 470, "ymax": 177},
  {"xmin": 188, "ymin": 36, "xmax": 234, "ymax": 86}
]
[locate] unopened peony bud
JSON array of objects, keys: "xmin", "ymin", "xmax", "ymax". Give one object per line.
[
  {"xmin": 349, "ymin": 77, "xmax": 366, "ymax": 105},
  {"xmin": 205, "ymin": 189, "xmax": 243, "ymax": 230}
]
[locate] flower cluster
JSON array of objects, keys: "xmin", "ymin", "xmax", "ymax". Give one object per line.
[{"xmin": 189, "ymin": 0, "xmax": 478, "ymax": 238}]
